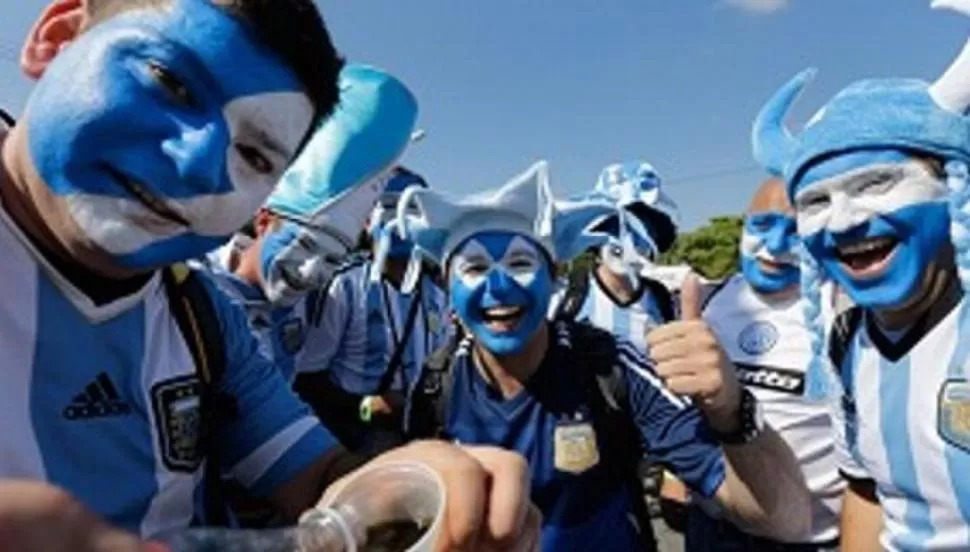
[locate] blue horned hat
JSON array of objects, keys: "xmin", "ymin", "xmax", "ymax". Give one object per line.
[
  {"xmin": 265, "ymin": 64, "xmax": 418, "ymax": 249},
  {"xmin": 390, "ymin": 161, "xmax": 619, "ymax": 293},
  {"xmin": 593, "ymin": 160, "xmax": 681, "ymax": 253},
  {"xmin": 751, "ymin": 0, "xmax": 970, "ymax": 399}
]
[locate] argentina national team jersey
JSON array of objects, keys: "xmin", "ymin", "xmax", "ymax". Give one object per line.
[
  {"xmin": 197, "ymin": 239, "xmax": 324, "ymax": 383},
  {"xmin": 553, "ymin": 272, "xmax": 668, "ymax": 353},
  {"xmin": 704, "ymin": 274, "xmax": 844, "ymax": 543},
  {"xmin": 833, "ymin": 285, "xmax": 970, "ymax": 551},
  {"xmin": 444, "ymin": 319, "xmax": 726, "ymax": 551},
  {"xmin": 308, "ymin": 261, "xmax": 449, "ymax": 397},
  {"xmin": 0, "ymin": 207, "xmax": 336, "ymax": 538}
]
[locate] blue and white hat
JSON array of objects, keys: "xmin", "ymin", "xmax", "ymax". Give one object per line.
[
  {"xmin": 264, "ymin": 63, "xmax": 418, "ymax": 250},
  {"xmin": 391, "ymin": 161, "xmax": 618, "ymax": 291},
  {"xmin": 593, "ymin": 160, "xmax": 680, "ymax": 253}
]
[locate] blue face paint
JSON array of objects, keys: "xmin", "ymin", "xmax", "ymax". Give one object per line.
[
  {"xmin": 449, "ymin": 231, "xmax": 552, "ymax": 355},
  {"xmin": 793, "ymin": 152, "xmax": 950, "ymax": 308},
  {"xmin": 259, "ymin": 219, "xmax": 347, "ymax": 307},
  {"xmin": 740, "ymin": 212, "xmax": 800, "ymax": 294},
  {"xmin": 24, "ymin": 0, "xmax": 314, "ymax": 270}
]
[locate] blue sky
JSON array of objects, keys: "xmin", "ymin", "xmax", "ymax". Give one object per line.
[{"xmin": 0, "ymin": 1, "xmax": 966, "ymax": 228}]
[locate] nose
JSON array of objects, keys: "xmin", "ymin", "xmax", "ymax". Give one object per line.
[
  {"xmin": 764, "ymin": 226, "xmax": 789, "ymax": 254},
  {"xmin": 161, "ymin": 121, "xmax": 229, "ymax": 193},
  {"xmin": 481, "ymin": 269, "xmax": 517, "ymax": 307},
  {"xmin": 827, "ymin": 193, "xmax": 861, "ymax": 234}
]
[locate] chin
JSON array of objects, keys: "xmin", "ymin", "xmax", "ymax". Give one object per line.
[{"xmin": 828, "ymin": 258, "xmax": 925, "ymax": 311}]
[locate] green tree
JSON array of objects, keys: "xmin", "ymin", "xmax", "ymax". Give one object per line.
[{"xmin": 660, "ymin": 215, "xmax": 743, "ymax": 280}]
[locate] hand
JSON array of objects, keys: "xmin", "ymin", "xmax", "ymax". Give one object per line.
[
  {"xmin": 0, "ymin": 480, "xmax": 165, "ymax": 552},
  {"xmin": 320, "ymin": 441, "xmax": 540, "ymax": 551},
  {"xmin": 646, "ymin": 275, "xmax": 742, "ymax": 434},
  {"xmin": 365, "ymin": 395, "xmax": 394, "ymax": 415}
]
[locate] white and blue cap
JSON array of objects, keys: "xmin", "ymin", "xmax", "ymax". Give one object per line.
[
  {"xmin": 264, "ymin": 63, "xmax": 419, "ymax": 250},
  {"xmin": 751, "ymin": 0, "xmax": 970, "ymax": 399},
  {"xmin": 390, "ymin": 161, "xmax": 618, "ymax": 292},
  {"xmin": 368, "ymin": 167, "xmax": 430, "ymax": 281},
  {"xmin": 594, "ymin": 160, "xmax": 680, "ymax": 253}
]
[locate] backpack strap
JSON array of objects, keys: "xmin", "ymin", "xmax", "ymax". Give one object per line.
[
  {"xmin": 162, "ymin": 264, "xmax": 234, "ymax": 527},
  {"xmin": 556, "ymin": 272, "xmax": 591, "ymax": 320},
  {"xmin": 641, "ymin": 277, "xmax": 675, "ymax": 323},
  {"xmin": 828, "ymin": 306, "xmax": 863, "ymax": 377},
  {"xmin": 405, "ymin": 325, "xmax": 466, "ymax": 440}
]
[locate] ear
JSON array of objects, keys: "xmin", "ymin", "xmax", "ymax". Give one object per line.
[
  {"xmin": 22, "ymin": 0, "xmax": 89, "ymax": 80},
  {"xmin": 253, "ymin": 209, "xmax": 277, "ymax": 237}
]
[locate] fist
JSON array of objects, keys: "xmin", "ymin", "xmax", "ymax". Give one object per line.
[{"xmin": 645, "ymin": 274, "xmax": 741, "ymax": 434}]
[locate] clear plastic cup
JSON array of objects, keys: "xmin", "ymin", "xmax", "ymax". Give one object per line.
[{"xmin": 157, "ymin": 461, "xmax": 446, "ymax": 552}]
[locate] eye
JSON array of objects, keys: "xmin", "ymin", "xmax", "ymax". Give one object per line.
[
  {"xmin": 147, "ymin": 61, "xmax": 194, "ymax": 106},
  {"xmin": 236, "ymin": 143, "xmax": 275, "ymax": 175},
  {"xmin": 297, "ymin": 234, "xmax": 317, "ymax": 251},
  {"xmin": 856, "ymin": 173, "xmax": 897, "ymax": 194},
  {"xmin": 796, "ymin": 191, "xmax": 830, "ymax": 213}
]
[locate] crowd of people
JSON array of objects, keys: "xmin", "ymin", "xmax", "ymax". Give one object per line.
[{"xmin": 2, "ymin": 0, "xmax": 970, "ymax": 551}]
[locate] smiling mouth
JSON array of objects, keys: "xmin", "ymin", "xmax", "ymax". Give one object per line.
[
  {"xmin": 105, "ymin": 167, "xmax": 190, "ymax": 227},
  {"xmin": 756, "ymin": 257, "xmax": 790, "ymax": 274},
  {"xmin": 835, "ymin": 237, "xmax": 899, "ymax": 279},
  {"xmin": 482, "ymin": 306, "xmax": 526, "ymax": 332}
]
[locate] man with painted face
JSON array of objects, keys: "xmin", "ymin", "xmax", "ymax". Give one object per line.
[
  {"xmin": 554, "ymin": 160, "xmax": 681, "ymax": 351},
  {"xmin": 750, "ymin": 3, "xmax": 970, "ymax": 548},
  {"xmin": 0, "ymin": 0, "xmax": 540, "ymax": 549},
  {"xmin": 198, "ymin": 63, "xmax": 403, "ymax": 385},
  {"xmin": 294, "ymin": 167, "xmax": 450, "ymax": 454},
  {"xmin": 685, "ymin": 177, "xmax": 845, "ymax": 551},
  {"xmin": 402, "ymin": 161, "xmax": 811, "ymax": 551}
]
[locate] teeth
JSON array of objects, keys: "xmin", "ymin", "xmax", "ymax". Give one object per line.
[
  {"xmin": 124, "ymin": 178, "xmax": 188, "ymax": 226},
  {"xmin": 486, "ymin": 306, "xmax": 522, "ymax": 317},
  {"xmin": 838, "ymin": 238, "xmax": 895, "ymax": 256}
]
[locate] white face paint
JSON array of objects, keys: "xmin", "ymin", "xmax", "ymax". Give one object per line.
[
  {"xmin": 794, "ymin": 160, "xmax": 947, "ymax": 237},
  {"xmin": 67, "ymin": 91, "xmax": 314, "ymax": 256},
  {"xmin": 740, "ymin": 229, "xmax": 798, "ymax": 266},
  {"xmin": 451, "ymin": 236, "xmax": 543, "ymax": 290}
]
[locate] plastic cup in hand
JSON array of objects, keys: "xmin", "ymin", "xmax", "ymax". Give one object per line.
[
  {"xmin": 300, "ymin": 461, "xmax": 446, "ymax": 552},
  {"xmin": 157, "ymin": 461, "xmax": 445, "ymax": 552}
]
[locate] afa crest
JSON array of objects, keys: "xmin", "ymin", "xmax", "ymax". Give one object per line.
[
  {"xmin": 554, "ymin": 418, "xmax": 600, "ymax": 474},
  {"xmin": 151, "ymin": 375, "xmax": 204, "ymax": 473},
  {"xmin": 738, "ymin": 321, "xmax": 780, "ymax": 356},
  {"xmin": 939, "ymin": 379, "xmax": 970, "ymax": 453}
]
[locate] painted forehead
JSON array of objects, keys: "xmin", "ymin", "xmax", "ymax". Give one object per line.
[
  {"xmin": 453, "ymin": 231, "xmax": 545, "ymax": 262},
  {"xmin": 795, "ymin": 150, "xmax": 913, "ymax": 194},
  {"xmin": 91, "ymin": 0, "xmax": 309, "ymax": 151}
]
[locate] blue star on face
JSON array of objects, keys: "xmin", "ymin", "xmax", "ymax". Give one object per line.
[
  {"xmin": 740, "ymin": 212, "xmax": 800, "ymax": 294},
  {"xmin": 793, "ymin": 150, "xmax": 949, "ymax": 309},
  {"xmin": 449, "ymin": 231, "xmax": 553, "ymax": 355},
  {"xmin": 25, "ymin": 0, "xmax": 314, "ymax": 270}
]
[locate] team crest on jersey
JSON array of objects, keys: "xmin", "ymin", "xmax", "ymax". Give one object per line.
[
  {"xmin": 279, "ymin": 318, "xmax": 306, "ymax": 355},
  {"xmin": 738, "ymin": 321, "xmax": 780, "ymax": 356},
  {"xmin": 554, "ymin": 416, "xmax": 600, "ymax": 474},
  {"xmin": 938, "ymin": 379, "xmax": 970, "ymax": 453},
  {"xmin": 151, "ymin": 375, "xmax": 204, "ymax": 473}
]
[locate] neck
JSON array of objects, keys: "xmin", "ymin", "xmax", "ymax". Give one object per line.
[
  {"xmin": 874, "ymin": 263, "xmax": 954, "ymax": 331},
  {"xmin": 595, "ymin": 263, "xmax": 636, "ymax": 303},
  {"xmin": 473, "ymin": 322, "xmax": 549, "ymax": 399},
  {"xmin": 233, "ymin": 241, "xmax": 262, "ymax": 286},
  {"xmin": 754, "ymin": 282, "xmax": 799, "ymax": 304}
]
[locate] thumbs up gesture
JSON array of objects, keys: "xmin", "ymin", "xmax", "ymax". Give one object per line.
[{"xmin": 645, "ymin": 274, "xmax": 742, "ymax": 435}]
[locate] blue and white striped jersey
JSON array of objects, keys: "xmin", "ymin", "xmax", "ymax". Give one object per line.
[
  {"xmin": 551, "ymin": 272, "xmax": 670, "ymax": 354},
  {"xmin": 833, "ymin": 289, "xmax": 970, "ymax": 551},
  {"xmin": 0, "ymin": 208, "xmax": 336, "ymax": 538},
  {"xmin": 197, "ymin": 238, "xmax": 327, "ymax": 383},
  {"xmin": 303, "ymin": 261, "xmax": 450, "ymax": 397}
]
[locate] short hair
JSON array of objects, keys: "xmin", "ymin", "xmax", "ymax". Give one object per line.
[{"xmin": 86, "ymin": 0, "xmax": 344, "ymax": 127}]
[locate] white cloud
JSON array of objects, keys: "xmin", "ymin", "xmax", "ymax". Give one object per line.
[{"xmin": 725, "ymin": 0, "xmax": 790, "ymax": 14}]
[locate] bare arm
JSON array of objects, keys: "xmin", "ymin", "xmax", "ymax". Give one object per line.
[
  {"xmin": 712, "ymin": 425, "xmax": 812, "ymax": 542},
  {"xmin": 840, "ymin": 477, "xmax": 882, "ymax": 552}
]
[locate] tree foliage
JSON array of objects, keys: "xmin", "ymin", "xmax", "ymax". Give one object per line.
[{"xmin": 659, "ymin": 215, "xmax": 743, "ymax": 280}]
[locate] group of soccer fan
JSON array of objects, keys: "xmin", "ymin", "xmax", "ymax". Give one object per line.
[{"xmin": 2, "ymin": 0, "xmax": 970, "ymax": 551}]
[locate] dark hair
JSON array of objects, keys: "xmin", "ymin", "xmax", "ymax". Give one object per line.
[{"xmin": 86, "ymin": 0, "xmax": 344, "ymax": 127}]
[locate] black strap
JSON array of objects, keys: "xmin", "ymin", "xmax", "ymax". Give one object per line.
[
  {"xmin": 828, "ymin": 306, "xmax": 863, "ymax": 375},
  {"xmin": 556, "ymin": 272, "xmax": 591, "ymax": 320},
  {"xmin": 162, "ymin": 265, "xmax": 234, "ymax": 527},
  {"xmin": 0, "ymin": 109, "xmax": 14, "ymax": 127},
  {"xmin": 642, "ymin": 277, "xmax": 675, "ymax": 323},
  {"xmin": 406, "ymin": 327, "xmax": 465, "ymax": 440},
  {"xmin": 377, "ymin": 281, "xmax": 423, "ymax": 396}
]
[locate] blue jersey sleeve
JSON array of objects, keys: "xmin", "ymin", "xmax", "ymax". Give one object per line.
[
  {"xmin": 615, "ymin": 338, "xmax": 727, "ymax": 498},
  {"xmin": 200, "ymin": 275, "xmax": 339, "ymax": 497}
]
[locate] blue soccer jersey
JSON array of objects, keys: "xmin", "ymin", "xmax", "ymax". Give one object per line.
[
  {"xmin": 0, "ymin": 207, "xmax": 337, "ymax": 538},
  {"xmin": 444, "ymin": 319, "xmax": 726, "ymax": 551}
]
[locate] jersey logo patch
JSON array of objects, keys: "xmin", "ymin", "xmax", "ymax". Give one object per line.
[
  {"xmin": 554, "ymin": 417, "xmax": 600, "ymax": 474},
  {"xmin": 151, "ymin": 375, "xmax": 204, "ymax": 473},
  {"xmin": 735, "ymin": 363, "xmax": 805, "ymax": 395},
  {"xmin": 63, "ymin": 372, "xmax": 132, "ymax": 420},
  {"xmin": 279, "ymin": 318, "xmax": 306, "ymax": 355},
  {"xmin": 738, "ymin": 321, "xmax": 780, "ymax": 356},
  {"xmin": 938, "ymin": 379, "xmax": 970, "ymax": 454}
]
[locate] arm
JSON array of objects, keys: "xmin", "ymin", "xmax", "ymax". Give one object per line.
[
  {"xmin": 294, "ymin": 272, "xmax": 353, "ymax": 375},
  {"xmin": 839, "ymin": 476, "xmax": 882, "ymax": 551}
]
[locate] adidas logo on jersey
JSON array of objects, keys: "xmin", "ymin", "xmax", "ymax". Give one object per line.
[
  {"xmin": 63, "ymin": 372, "xmax": 132, "ymax": 420},
  {"xmin": 735, "ymin": 363, "xmax": 804, "ymax": 395}
]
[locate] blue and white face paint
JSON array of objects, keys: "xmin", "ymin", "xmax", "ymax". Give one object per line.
[
  {"xmin": 259, "ymin": 218, "xmax": 350, "ymax": 307},
  {"xmin": 24, "ymin": 0, "xmax": 313, "ymax": 270},
  {"xmin": 793, "ymin": 152, "xmax": 949, "ymax": 309},
  {"xmin": 740, "ymin": 212, "xmax": 800, "ymax": 294},
  {"xmin": 449, "ymin": 231, "xmax": 553, "ymax": 356}
]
